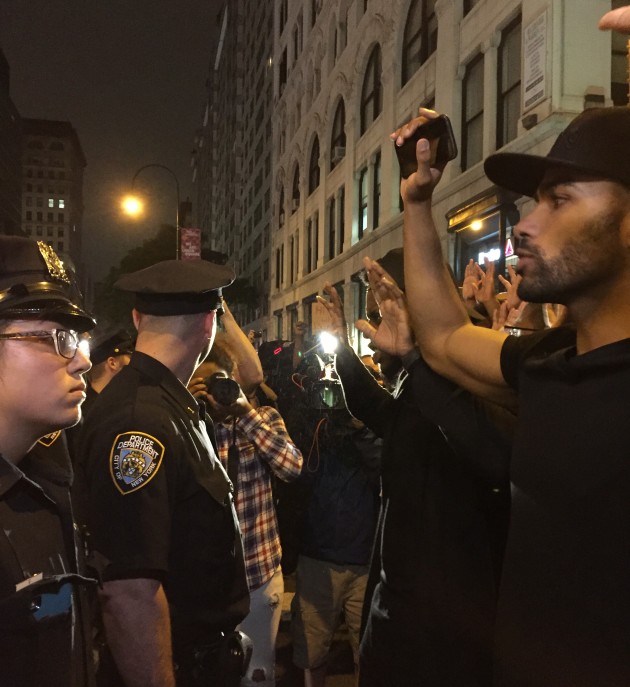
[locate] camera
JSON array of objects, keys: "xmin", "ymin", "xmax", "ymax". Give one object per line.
[
  {"xmin": 394, "ymin": 114, "xmax": 458, "ymax": 178},
  {"xmin": 204, "ymin": 375, "xmax": 241, "ymax": 406},
  {"xmin": 252, "ymin": 330, "xmax": 263, "ymax": 339}
]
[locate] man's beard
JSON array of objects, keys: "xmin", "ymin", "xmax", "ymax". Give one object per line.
[{"xmin": 516, "ymin": 207, "xmax": 625, "ymax": 304}]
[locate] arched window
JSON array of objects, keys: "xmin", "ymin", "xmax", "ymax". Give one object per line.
[
  {"xmin": 279, "ymin": 188, "xmax": 286, "ymax": 226},
  {"xmin": 330, "ymin": 100, "xmax": 346, "ymax": 170},
  {"xmin": 401, "ymin": 0, "xmax": 438, "ymax": 86},
  {"xmin": 292, "ymin": 166, "xmax": 300, "ymax": 212},
  {"xmin": 308, "ymin": 137, "xmax": 320, "ymax": 194},
  {"xmin": 360, "ymin": 45, "xmax": 382, "ymax": 135}
]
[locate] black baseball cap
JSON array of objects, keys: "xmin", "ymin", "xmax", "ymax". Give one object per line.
[
  {"xmin": 0, "ymin": 236, "xmax": 95, "ymax": 332},
  {"xmin": 484, "ymin": 107, "xmax": 630, "ymax": 197},
  {"xmin": 115, "ymin": 259, "xmax": 235, "ymax": 315}
]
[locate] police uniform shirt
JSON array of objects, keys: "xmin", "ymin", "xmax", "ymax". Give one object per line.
[
  {"xmin": 0, "ymin": 439, "xmax": 94, "ymax": 687},
  {"xmin": 79, "ymin": 351, "xmax": 249, "ymax": 637}
]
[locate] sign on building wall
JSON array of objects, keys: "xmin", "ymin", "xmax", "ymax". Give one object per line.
[
  {"xmin": 523, "ymin": 11, "xmax": 547, "ymax": 112},
  {"xmin": 180, "ymin": 227, "xmax": 201, "ymax": 260}
]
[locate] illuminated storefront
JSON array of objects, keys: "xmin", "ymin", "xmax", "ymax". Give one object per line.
[{"xmin": 447, "ymin": 187, "xmax": 520, "ymax": 283}]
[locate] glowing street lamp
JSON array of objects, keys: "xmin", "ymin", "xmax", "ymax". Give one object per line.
[
  {"xmin": 121, "ymin": 195, "xmax": 144, "ymax": 218},
  {"xmin": 122, "ymin": 163, "xmax": 181, "ymax": 259}
]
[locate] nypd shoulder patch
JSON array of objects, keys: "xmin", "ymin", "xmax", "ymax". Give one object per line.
[{"xmin": 109, "ymin": 431, "xmax": 165, "ymax": 495}]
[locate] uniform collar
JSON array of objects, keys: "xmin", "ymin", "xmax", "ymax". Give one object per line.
[
  {"xmin": 0, "ymin": 453, "xmax": 22, "ymax": 496},
  {"xmin": 129, "ymin": 351, "xmax": 204, "ymax": 424},
  {"xmin": 0, "ymin": 448, "xmax": 70, "ymax": 501}
]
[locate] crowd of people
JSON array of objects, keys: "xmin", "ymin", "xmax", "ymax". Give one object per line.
[{"xmin": 2, "ymin": 6, "xmax": 630, "ymax": 687}]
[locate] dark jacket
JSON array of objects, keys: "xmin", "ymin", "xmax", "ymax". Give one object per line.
[{"xmin": 335, "ymin": 344, "xmax": 512, "ymax": 687}]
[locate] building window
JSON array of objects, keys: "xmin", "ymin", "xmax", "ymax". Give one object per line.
[
  {"xmin": 291, "ymin": 166, "xmax": 300, "ymax": 212},
  {"xmin": 36, "ymin": 226, "xmax": 43, "ymax": 237},
  {"xmin": 279, "ymin": 188, "xmax": 285, "ymax": 227},
  {"xmin": 59, "ymin": 199, "xmax": 65, "ymax": 209},
  {"xmin": 306, "ymin": 219, "xmax": 313, "ymax": 274},
  {"xmin": 26, "ymin": 211, "xmax": 32, "ymax": 220},
  {"xmin": 339, "ymin": 186, "xmax": 345, "ymax": 253},
  {"xmin": 48, "ymin": 198, "xmax": 54, "ymax": 208},
  {"xmin": 279, "ymin": 0, "xmax": 288, "ymax": 32},
  {"xmin": 308, "ymin": 136, "xmax": 320, "ymax": 194},
  {"xmin": 612, "ymin": 0, "xmax": 629, "ymax": 105},
  {"xmin": 462, "ymin": 54, "xmax": 484, "ymax": 170},
  {"xmin": 328, "ymin": 196, "xmax": 336, "ymax": 261},
  {"xmin": 497, "ymin": 16, "xmax": 522, "ymax": 148},
  {"xmin": 47, "ymin": 212, "xmax": 54, "ymax": 222},
  {"xmin": 26, "ymin": 197, "xmax": 32, "ymax": 207},
  {"xmin": 372, "ymin": 151, "xmax": 381, "ymax": 230},
  {"xmin": 463, "ymin": 0, "xmax": 482, "ymax": 17},
  {"xmin": 279, "ymin": 49, "xmax": 288, "ymax": 93},
  {"xmin": 330, "ymin": 99, "xmax": 346, "ymax": 170},
  {"xmin": 290, "ymin": 235, "xmax": 295, "ymax": 284},
  {"xmin": 58, "ymin": 228, "xmax": 64, "ymax": 237},
  {"xmin": 360, "ymin": 45, "xmax": 382, "ymax": 135},
  {"xmin": 58, "ymin": 242, "xmax": 64, "ymax": 251},
  {"xmin": 358, "ymin": 167, "xmax": 369, "ymax": 239},
  {"xmin": 401, "ymin": 0, "xmax": 437, "ymax": 86},
  {"xmin": 58, "ymin": 213, "xmax": 64, "ymax": 223},
  {"xmin": 36, "ymin": 212, "xmax": 43, "ymax": 221},
  {"xmin": 47, "ymin": 227, "xmax": 53, "ymax": 237}
]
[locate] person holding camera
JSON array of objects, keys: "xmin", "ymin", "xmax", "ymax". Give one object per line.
[
  {"xmin": 189, "ymin": 334, "xmax": 303, "ymax": 687},
  {"xmin": 78, "ymin": 260, "xmax": 251, "ymax": 687}
]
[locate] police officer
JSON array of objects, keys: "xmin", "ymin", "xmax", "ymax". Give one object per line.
[
  {"xmin": 0, "ymin": 236, "xmax": 96, "ymax": 687},
  {"xmin": 78, "ymin": 259, "xmax": 250, "ymax": 687},
  {"xmin": 83, "ymin": 328, "xmax": 134, "ymax": 417}
]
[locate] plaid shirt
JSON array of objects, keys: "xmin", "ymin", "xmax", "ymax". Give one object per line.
[{"xmin": 214, "ymin": 406, "xmax": 302, "ymax": 590}]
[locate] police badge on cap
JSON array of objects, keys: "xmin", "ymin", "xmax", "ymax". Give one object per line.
[
  {"xmin": 114, "ymin": 259, "xmax": 235, "ymax": 316},
  {"xmin": 0, "ymin": 236, "xmax": 95, "ymax": 331}
]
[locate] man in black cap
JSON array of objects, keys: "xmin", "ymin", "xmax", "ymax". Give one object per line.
[
  {"xmin": 83, "ymin": 328, "xmax": 134, "ymax": 416},
  {"xmin": 0, "ymin": 236, "xmax": 96, "ymax": 686},
  {"xmin": 382, "ymin": 106, "xmax": 630, "ymax": 686},
  {"xmin": 78, "ymin": 259, "xmax": 250, "ymax": 687}
]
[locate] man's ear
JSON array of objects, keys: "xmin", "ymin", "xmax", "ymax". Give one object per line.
[{"xmin": 131, "ymin": 308, "xmax": 141, "ymax": 330}]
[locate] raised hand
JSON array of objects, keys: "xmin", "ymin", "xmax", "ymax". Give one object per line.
[
  {"xmin": 475, "ymin": 259, "xmax": 497, "ymax": 315},
  {"xmin": 390, "ymin": 108, "xmax": 446, "ymax": 205},
  {"xmin": 461, "ymin": 259, "xmax": 482, "ymax": 303},
  {"xmin": 356, "ymin": 257, "xmax": 415, "ymax": 357},
  {"xmin": 497, "ymin": 264, "xmax": 523, "ymax": 312},
  {"xmin": 316, "ymin": 282, "xmax": 349, "ymax": 343}
]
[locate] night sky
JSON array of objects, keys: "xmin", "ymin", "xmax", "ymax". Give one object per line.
[{"xmin": 0, "ymin": 0, "xmax": 222, "ymax": 280}]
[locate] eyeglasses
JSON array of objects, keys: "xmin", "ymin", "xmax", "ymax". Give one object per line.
[{"xmin": 0, "ymin": 329, "xmax": 90, "ymax": 359}]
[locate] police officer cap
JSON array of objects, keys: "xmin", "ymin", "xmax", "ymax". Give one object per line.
[
  {"xmin": 114, "ymin": 259, "xmax": 235, "ymax": 316},
  {"xmin": 0, "ymin": 236, "xmax": 95, "ymax": 332},
  {"xmin": 90, "ymin": 328, "xmax": 135, "ymax": 366}
]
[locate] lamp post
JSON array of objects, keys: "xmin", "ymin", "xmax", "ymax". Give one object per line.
[{"xmin": 122, "ymin": 163, "xmax": 181, "ymax": 260}]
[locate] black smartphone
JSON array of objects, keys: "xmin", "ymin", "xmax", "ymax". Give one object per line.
[{"xmin": 394, "ymin": 114, "xmax": 458, "ymax": 178}]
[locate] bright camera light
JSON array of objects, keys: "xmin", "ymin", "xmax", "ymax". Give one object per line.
[{"xmin": 319, "ymin": 331, "xmax": 338, "ymax": 354}]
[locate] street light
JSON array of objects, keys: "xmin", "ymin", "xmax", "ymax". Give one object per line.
[{"xmin": 122, "ymin": 163, "xmax": 181, "ymax": 259}]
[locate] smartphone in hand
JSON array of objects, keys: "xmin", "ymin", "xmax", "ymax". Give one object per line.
[{"xmin": 394, "ymin": 114, "xmax": 458, "ymax": 178}]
